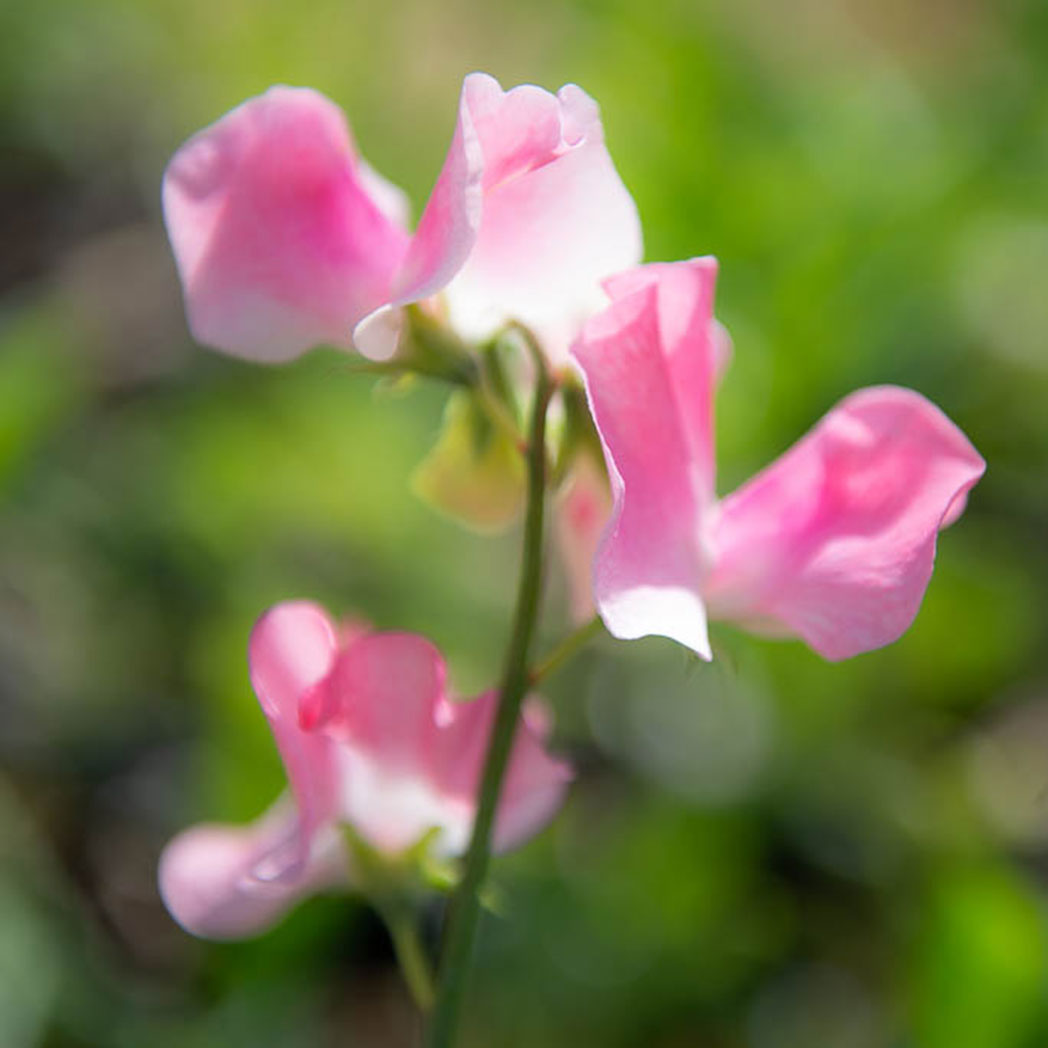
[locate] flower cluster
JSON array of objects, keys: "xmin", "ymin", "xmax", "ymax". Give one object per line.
[
  {"xmin": 160, "ymin": 72, "xmax": 984, "ymax": 946},
  {"xmin": 164, "ymin": 73, "xmax": 640, "ymax": 366},
  {"xmin": 571, "ymin": 258, "xmax": 985, "ymax": 660},
  {"xmin": 161, "ymin": 602, "xmax": 569, "ymax": 938}
]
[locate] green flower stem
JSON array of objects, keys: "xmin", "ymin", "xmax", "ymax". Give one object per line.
[
  {"xmin": 474, "ymin": 380, "xmax": 529, "ymax": 455},
  {"xmin": 529, "ymin": 615, "xmax": 604, "ymax": 685},
  {"xmin": 403, "ymin": 305, "xmax": 482, "ymax": 386},
  {"xmin": 377, "ymin": 899, "xmax": 436, "ymax": 1013},
  {"xmin": 342, "ymin": 356, "xmax": 477, "ymax": 388},
  {"xmin": 425, "ymin": 343, "xmax": 554, "ymax": 1048}
]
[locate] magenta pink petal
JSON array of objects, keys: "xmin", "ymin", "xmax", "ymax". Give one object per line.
[
  {"xmin": 705, "ymin": 386, "xmax": 986, "ymax": 659},
  {"xmin": 248, "ymin": 601, "xmax": 342, "ymax": 877},
  {"xmin": 158, "ymin": 802, "xmax": 346, "ymax": 940},
  {"xmin": 316, "ymin": 633, "xmax": 446, "ymax": 761},
  {"xmin": 571, "ymin": 259, "xmax": 723, "ymax": 658},
  {"xmin": 163, "ymin": 86, "xmax": 410, "ymax": 362}
]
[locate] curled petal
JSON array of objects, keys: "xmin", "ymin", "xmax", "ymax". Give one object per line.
[
  {"xmin": 159, "ymin": 802, "xmax": 346, "ymax": 940},
  {"xmin": 352, "ymin": 304, "xmax": 405, "ymax": 363},
  {"xmin": 248, "ymin": 601, "xmax": 342, "ymax": 877},
  {"xmin": 359, "ymin": 73, "xmax": 641, "ymax": 362},
  {"xmin": 163, "ymin": 86, "xmax": 410, "ymax": 362},
  {"xmin": 571, "ymin": 259, "xmax": 722, "ymax": 659},
  {"xmin": 705, "ymin": 386, "xmax": 986, "ymax": 660},
  {"xmin": 444, "ymin": 75, "xmax": 642, "ymax": 363},
  {"xmin": 388, "ymin": 88, "xmax": 484, "ymax": 311}
]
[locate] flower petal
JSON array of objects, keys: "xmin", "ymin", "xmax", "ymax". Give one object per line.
[
  {"xmin": 428, "ymin": 693, "xmax": 573, "ymax": 854},
  {"xmin": 495, "ymin": 699, "xmax": 575, "ymax": 851},
  {"xmin": 248, "ymin": 601, "xmax": 342, "ymax": 877},
  {"xmin": 705, "ymin": 386, "xmax": 986, "ymax": 660},
  {"xmin": 570, "ymin": 259, "xmax": 722, "ymax": 659},
  {"xmin": 322, "ymin": 633, "xmax": 446, "ymax": 764},
  {"xmin": 387, "ymin": 80, "xmax": 484, "ymax": 312},
  {"xmin": 158, "ymin": 801, "xmax": 345, "ymax": 940},
  {"xmin": 310, "ymin": 633, "xmax": 453, "ymax": 853},
  {"xmin": 310, "ymin": 633, "xmax": 570, "ymax": 856},
  {"xmin": 601, "ymin": 258, "xmax": 722, "ymax": 496},
  {"xmin": 358, "ymin": 73, "xmax": 641, "ymax": 363},
  {"xmin": 553, "ymin": 454, "xmax": 613, "ymax": 623},
  {"xmin": 163, "ymin": 86, "xmax": 410, "ymax": 362},
  {"xmin": 444, "ymin": 75, "xmax": 642, "ymax": 363}
]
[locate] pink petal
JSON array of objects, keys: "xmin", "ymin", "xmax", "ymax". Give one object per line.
[
  {"xmin": 313, "ymin": 633, "xmax": 446, "ymax": 760},
  {"xmin": 428, "ymin": 693, "xmax": 573, "ymax": 855},
  {"xmin": 553, "ymin": 455, "xmax": 613, "ymax": 623},
  {"xmin": 445, "ymin": 76, "xmax": 642, "ymax": 364},
  {"xmin": 311, "ymin": 633, "xmax": 570, "ymax": 856},
  {"xmin": 358, "ymin": 73, "xmax": 641, "ymax": 363},
  {"xmin": 601, "ymin": 258, "xmax": 722, "ymax": 495},
  {"xmin": 387, "ymin": 83, "xmax": 484, "ymax": 311},
  {"xmin": 494, "ymin": 699, "xmax": 575, "ymax": 851},
  {"xmin": 570, "ymin": 259, "xmax": 722, "ymax": 659},
  {"xmin": 158, "ymin": 802, "xmax": 345, "ymax": 940},
  {"xmin": 163, "ymin": 86, "xmax": 410, "ymax": 362},
  {"xmin": 311, "ymin": 632, "xmax": 456, "ymax": 853},
  {"xmin": 705, "ymin": 386, "xmax": 986, "ymax": 660},
  {"xmin": 248, "ymin": 601, "xmax": 342, "ymax": 877}
]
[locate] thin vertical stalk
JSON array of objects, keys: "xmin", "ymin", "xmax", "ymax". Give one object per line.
[
  {"xmin": 425, "ymin": 348, "xmax": 553, "ymax": 1048},
  {"xmin": 529, "ymin": 615, "xmax": 604, "ymax": 686}
]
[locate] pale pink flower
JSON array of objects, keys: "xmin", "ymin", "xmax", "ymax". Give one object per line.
[
  {"xmin": 163, "ymin": 87, "xmax": 410, "ymax": 363},
  {"xmin": 159, "ymin": 601, "xmax": 571, "ymax": 939},
  {"xmin": 571, "ymin": 258, "xmax": 986, "ymax": 662},
  {"xmin": 164, "ymin": 74, "xmax": 641, "ymax": 366}
]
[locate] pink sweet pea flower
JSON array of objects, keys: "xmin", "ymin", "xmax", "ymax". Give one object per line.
[
  {"xmin": 163, "ymin": 87, "xmax": 411, "ymax": 363},
  {"xmin": 571, "ymin": 258, "xmax": 986, "ymax": 662},
  {"xmin": 164, "ymin": 74, "xmax": 640, "ymax": 366},
  {"xmin": 159, "ymin": 601, "xmax": 571, "ymax": 939}
]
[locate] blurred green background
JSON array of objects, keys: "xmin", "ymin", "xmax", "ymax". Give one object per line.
[{"xmin": 2, "ymin": 0, "xmax": 1047, "ymax": 1045}]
